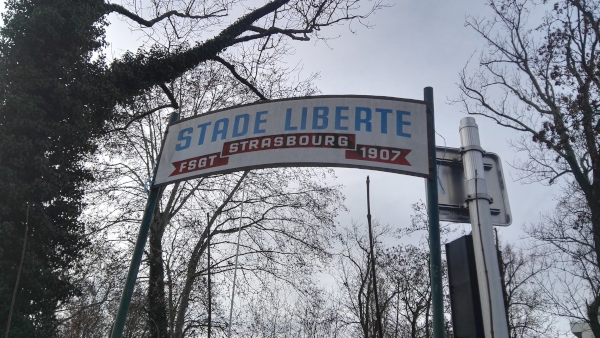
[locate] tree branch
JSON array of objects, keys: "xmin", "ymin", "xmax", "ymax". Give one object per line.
[
  {"xmin": 159, "ymin": 83, "xmax": 179, "ymax": 109},
  {"xmin": 109, "ymin": 0, "xmax": 292, "ymax": 99},
  {"xmin": 104, "ymin": 2, "xmax": 227, "ymax": 28},
  {"xmin": 235, "ymin": 26, "xmax": 312, "ymax": 43},
  {"xmin": 107, "ymin": 104, "xmax": 173, "ymax": 134},
  {"xmin": 211, "ymin": 56, "xmax": 268, "ymax": 100}
]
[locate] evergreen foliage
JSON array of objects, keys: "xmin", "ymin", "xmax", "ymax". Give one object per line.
[
  {"xmin": 0, "ymin": 0, "xmax": 381, "ymax": 335},
  {"xmin": 0, "ymin": 1, "xmax": 110, "ymax": 336}
]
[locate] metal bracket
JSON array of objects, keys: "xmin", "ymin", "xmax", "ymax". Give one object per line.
[
  {"xmin": 466, "ymin": 193, "xmax": 493, "ymax": 203},
  {"xmin": 460, "ymin": 145, "xmax": 485, "ymax": 154}
]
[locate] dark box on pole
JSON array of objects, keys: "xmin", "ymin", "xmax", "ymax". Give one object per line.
[{"xmin": 446, "ymin": 235, "xmax": 485, "ymax": 338}]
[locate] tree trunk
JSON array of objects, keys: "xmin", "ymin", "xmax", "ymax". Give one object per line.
[
  {"xmin": 588, "ymin": 294, "xmax": 600, "ymax": 338},
  {"xmin": 394, "ymin": 285, "xmax": 400, "ymax": 338},
  {"xmin": 425, "ymin": 293, "xmax": 431, "ymax": 338},
  {"xmin": 148, "ymin": 209, "xmax": 169, "ymax": 338},
  {"xmin": 496, "ymin": 245, "xmax": 511, "ymax": 337},
  {"xmin": 590, "ymin": 191, "xmax": 600, "ymax": 338},
  {"xmin": 174, "ymin": 238, "xmax": 205, "ymax": 338},
  {"xmin": 410, "ymin": 310, "xmax": 418, "ymax": 338},
  {"xmin": 173, "ymin": 174, "xmax": 244, "ymax": 337},
  {"xmin": 147, "ymin": 184, "xmax": 179, "ymax": 338},
  {"xmin": 494, "ymin": 229, "xmax": 511, "ymax": 337},
  {"xmin": 426, "ymin": 256, "xmax": 431, "ymax": 338}
]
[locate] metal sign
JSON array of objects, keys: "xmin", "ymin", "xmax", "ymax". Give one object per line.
[
  {"xmin": 153, "ymin": 95, "xmax": 431, "ymax": 186},
  {"xmin": 436, "ymin": 147, "xmax": 512, "ymax": 226}
]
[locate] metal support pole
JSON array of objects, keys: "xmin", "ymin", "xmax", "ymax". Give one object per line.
[
  {"xmin": 207, "ymin": 212, "xmax": 212, "ymax": 338},
  {"xmin": 424, "ymin": 87, "xmax": 445, "ymax": 338},
  {"xmin": 459, "ymin": 117, "xmax": 508, "ymax": 338},
  {"xmin": 228, "ymin": 183, "xmax": 246, "ymax": 338},
  {"xmin": 110, "ymin": 112, "xmax": 179, "ymax": 338},
  {"xmin": 4, "ymin": 204, "xmax": 30, "ymax": 338},
  {"xmin": 366, "ymin": 176, "xmax": 383, "ymax": 338}
]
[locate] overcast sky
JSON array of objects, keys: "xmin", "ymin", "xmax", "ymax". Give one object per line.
[
  {"xmin": 104, "ymin": 0, "xmax": 560, "ymax": 246},
  {"xmin": 279, "ymin": 0, "xmax": 558, "ymax": 245}
]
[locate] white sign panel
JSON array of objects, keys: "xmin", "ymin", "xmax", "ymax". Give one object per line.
[
  {"xmin": 436, "ymin": 147, "xmax": 512, "ymax": 226},
  {"xmin": 153, "ymin": 95, "xmax": 431, "ymax": 186}
]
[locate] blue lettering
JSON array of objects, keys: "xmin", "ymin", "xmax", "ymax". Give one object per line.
[
  {"xmin": 376, "ymin": 108, "xmax": 392, "ymax": 134},
  {"xmin": 197, "ymin": 122, "xmax": 211, "ymax": 145},
  {"xmin": 396, "ymin": 111, "xmax": 411, "ymax": 138},
  {"xmin": 284, "ymin": 109, "xmax": 298, "ymax": 131},
  {"xmin": 176, "ymin": 128, "xmax": 193, "ymax": 151},
  {"xmin": 254, "ymin": 111, "xmax": 268, "ymax": 134},
  {"xmin": 355, "ymin": 107, "xmax": 372, "ymax": 132},
  {"xmin": 312, "ymin": 107, "xmax": 329, "ymax": 130},
  {"xmin": 212, "ymin": 118, "xmax": 229, "ymax": 142},
  {"xmin": 301, "ymin": 107, "xmax": 308, "ymax": 130},
  {"xmin": 233, "ymin": 114, "xmax": 250, "ymax": 137},
  {"xmin": 335, "ymin": 106, "xmax": 349, "ymax": 130}
]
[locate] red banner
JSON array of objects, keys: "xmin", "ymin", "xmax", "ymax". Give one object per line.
[
  {"xmin": 170, "ymin": 152, "xmax": 229, "ymax": 176},
  {"xmin": 222, "ymin": 133, "xmax": 356, "ymax": 156},
  {"xmin": 345, "ymin": 144, "xmax": 412, "ymax": 166},
  {"xmin": 169, "ymin": 134, "xmax": 412, "ymax": 179}
]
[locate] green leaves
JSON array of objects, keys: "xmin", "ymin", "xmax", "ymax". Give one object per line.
[{"xmin": 0, "ymin": 1, "xmax": 107, "ymax": 336}]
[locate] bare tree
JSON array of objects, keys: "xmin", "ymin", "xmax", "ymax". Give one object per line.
[
  {"xmin": 455, "ymin": 0, "xmax": 600, "ymax": 334},
  {"xmin": 61, "ymin": 52, "xmax": 345, "ymax": 337},
  {"xmin": 333, "ymin": 203, "xmax": 455, "ymax": 338},
  {"xmin": 495, "ymin": 236, "xmax": 560, "ymax": 338},
  {"xmin": 230, "ymin": 280, "xmax": 343, "ymax": 337},
  {"xmin": 335, "ymin": 220, "xmax": 392, "ymax": 338},
  {"xmin": 516, "ymin": 182, "xmax": 597, "ymax": 336}
]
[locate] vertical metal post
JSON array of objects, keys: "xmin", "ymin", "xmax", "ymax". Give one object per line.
[
  {"xmin": 366, "ymin": 176, "xmax": 383, "ymax": 338},
  {"xmin": 228, "ymin": 183, "xmax": 246, "ymax": 338},
  {"xmin": 110, "ymin": 112, "xmax": 179, "ymax": 338},
  {"xmin": 4, "ymin": 204, "xmax": 30, "ymax": 338},
  {"xmin": 459, "ymin": 117, "xmax": 508, "ymax": 338},
  {"xmin": 207, "ymin": 213, "xmax": 212, "ymax": 338},
  {"xmin": 424, "ymin": 87, "xmax": 445, "ymax": 338}
]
